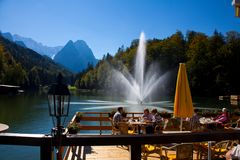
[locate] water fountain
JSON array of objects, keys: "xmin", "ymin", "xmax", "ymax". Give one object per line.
[
  {"xmin": 112, "ymin": 32, "xmax": 167, "ymax": 104},
  {"xmin": 70, "ymin": 32, "xmax": 172, "ymax": 113}
]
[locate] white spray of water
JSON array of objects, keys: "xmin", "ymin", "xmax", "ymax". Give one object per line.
[{"xmin": 112, "ymin": 32, "xmax": 166, "ymax": 103}]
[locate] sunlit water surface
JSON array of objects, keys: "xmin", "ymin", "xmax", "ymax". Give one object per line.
[{"xmin": 0, "ymin": 92, "xmax": 233, "ymax": 160}]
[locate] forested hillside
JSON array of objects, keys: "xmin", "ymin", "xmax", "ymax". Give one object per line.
[
  {"xmin": 0, "ymin": 35, "xmax": 73, "ymax": 89},
  {"xmin": 75, "ymin": 30, "xmax": 240, "ymax": 96}
]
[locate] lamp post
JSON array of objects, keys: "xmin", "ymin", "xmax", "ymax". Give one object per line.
[{"xmin": 48, "ymin": 73, "xmax": 70, "ymax": 160}]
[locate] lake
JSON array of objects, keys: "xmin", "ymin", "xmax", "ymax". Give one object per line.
[{"xmin": 0, "ymin": 91, "xmax": 235, "ymax": 160}]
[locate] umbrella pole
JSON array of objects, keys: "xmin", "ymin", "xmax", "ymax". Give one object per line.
[{"xmin": 180, "ymin": 118, "xmax": 183, "ymax": 131}]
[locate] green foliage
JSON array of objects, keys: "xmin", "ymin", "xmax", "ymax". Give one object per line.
[
  {"xmin": 76, "ymin": 30, "xmax": 240, "ymax": 96},
  {"xmin": 68, "ymin": 85, "xmax": 77, "ymax": 90},
  {"xmin": 75, "ymin": 112, "xmax": 83, "ymax": 122},
  {"xmin": 67, "ymin": 122, "xmax": 80, "ymax": 134},
  {"xmin": 0, "ymin": 46, "xmax": 27, "ymax": 86},
  {"xmin": 0, "ymin": 35, "xmax": 73, "ymax": 89}
]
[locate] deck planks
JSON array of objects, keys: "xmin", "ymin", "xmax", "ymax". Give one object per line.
[
  {"xmin": 66, "ymin": 145, "xmax": 171, "ymax": 160},
  {"xmin": 66, "ymin": 145, "xmax": 202, "ymax": 160}
]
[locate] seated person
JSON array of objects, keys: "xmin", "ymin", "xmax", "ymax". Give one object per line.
[
  {"xmin": 151, "ymin": 108, "xmax": 162, "ymax": 123},
  {"xmin": 151, "ymin": 108, "xmax": 163, "ymax": 132},
  {"xmin": 142, "ymin": 108, "xmax": 154, "ymax": 134},
  {"xmin": 113, "ymin": 107, "xmax": 124, "ymax": 129},
  {"xmin": 142, "ymin": 108, "xmax": 153, "ymax": 122},
  {"xmin": 190, "ymin": 109, "xmax": 201, "ymax": 130},
  {"xmin": 214, "ymin": 108, "xmax": 229, "ymax": 124}
]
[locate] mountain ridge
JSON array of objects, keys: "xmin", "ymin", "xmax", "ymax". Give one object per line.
[
  {"xmin": 1, "ymin": 30, "xmax": 99, "ymax": 73},
  {"xmin": 54, "ymin": 39, "xmax": 98, "ymax": 73},
  {"xmin": 13, "ymin": 34, "xmax": 63, "ymax": 58},
  {"xmin": 0, "ymin": 35, "xmax": 73, "ymax": 88},
  {"xmin": 0, "ymin": 31, "xmax": 63, "ymax": 58}
]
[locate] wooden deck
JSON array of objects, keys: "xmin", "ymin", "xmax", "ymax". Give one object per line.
[
  {"xmin": 65, "ymin": 145, "xmax": 201, "ymax": 160},
  {"xmin": 66, "ymin": 145, "xmax": 160, "ymax": 160},
  {"xmin": 1, "ymin": 131, "xmax": 237, "ymax": 160},
  {"xmin": 63, "ymin": 112, "xmax": 229, "ymax": 160}
]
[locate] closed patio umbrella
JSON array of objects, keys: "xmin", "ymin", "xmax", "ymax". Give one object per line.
[{"xmin": 174, "ymin": 63, "xmax": 194, "ymax": 131}]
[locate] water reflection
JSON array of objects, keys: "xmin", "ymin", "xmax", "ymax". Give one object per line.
[
  {"xmin": 0, "ymin": 92, "xmax": 236, "ymax": 133},
  {"xmin": 0, "ymin": 94, "xmax": 50, "ymax": 132},
  {"xmin": 0, "ymin": 92, "xmax": 238, "ymax": 160}
]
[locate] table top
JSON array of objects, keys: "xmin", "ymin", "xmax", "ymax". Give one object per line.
[
  {"xmin": 199, "ymin": 117, "xmax": 217, "ymax": 124},
  {"xmin": 0, "ymin": 123, "xmax": 9, "ymax": 132},
  {"xmin": 129, "ymin": 121, "xmax": 148, "ymax": 125},
  {"xmin": 162, "ymin": 131, "xmax": 191, "ymax": 134}
]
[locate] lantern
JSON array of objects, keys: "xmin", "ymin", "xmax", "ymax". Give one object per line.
[{"xmin": 48, "ymin": 73, "xmax": 70, "ymax": 131}]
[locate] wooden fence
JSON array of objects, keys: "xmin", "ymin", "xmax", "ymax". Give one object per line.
[
  {"xmin": 1, "ymin": 112, "xmax": 240, "ymax": 160},
  {"xmin": 1, "ymin": 130, "xmax": 240, "ymax": 160},
  {"xmin": 71, "ymin": 112, "xmax": 143, "ymax": 135}
]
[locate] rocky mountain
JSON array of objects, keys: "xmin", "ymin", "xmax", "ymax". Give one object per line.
[
  {"xmin": 0, "ymin": 31, "xmax": 63, "ymax": 58},
  {"xmin": 0, "ymin": 31, "xmax": 98, "ymax": 73},
  {"xmin": 0, "ymin": 35, "xmax": 73, "ymax": 88},
  {"xmin": 54, "ymin": 40, "xmax": 98, "ymax": 73},
  {"xmin": 15, "ymin": 40, "xmax": 26, "ymax": 47},
  {"xmin": 12, "ymin": 34, "xmax": 63, "ymax": 58},
  {"xmin": 1, "ymin": 32, "xmax": 13, "ymax": 41}
]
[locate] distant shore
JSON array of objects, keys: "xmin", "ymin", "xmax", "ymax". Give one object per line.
[{"xmin": 0, "ymin": 84, "xmax": 22, "ymax": 95}]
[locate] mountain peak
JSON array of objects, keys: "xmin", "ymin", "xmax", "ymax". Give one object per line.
[
  {"xmin": 74, "ymin": 40, "xmax": 87, "ymax": 46},
  {"xmin": 54, "ymin": 39, "xmax": 98, "ymax": 73},
  {"xmin": 0, "ymin": 35, "xmax": 73, "ymax": 88},
  {"xmin": 66, "ymin": 40, "xmax": 74, "ymax": 45}
]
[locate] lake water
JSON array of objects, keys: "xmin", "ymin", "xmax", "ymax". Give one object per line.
[{"xmin": 0, "ymin": 91, "xmax": 234, "ymax": 160}]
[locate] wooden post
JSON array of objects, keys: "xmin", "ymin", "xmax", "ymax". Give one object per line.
[
  {"xmin": 100, "ymin": 113, "xmax": 102, "ymax": 135},
  {"xmin": 40, "ymin": 140, "xmax": 53, "ymax": 160},
  {"xmin": 129, "ymin": 144, "xmax": 141, "ymax": 160}
]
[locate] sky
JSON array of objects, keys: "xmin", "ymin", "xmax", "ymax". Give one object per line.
[{"xmin": 0, "ymin": 0, "xmax": 239, "ymax": 59}]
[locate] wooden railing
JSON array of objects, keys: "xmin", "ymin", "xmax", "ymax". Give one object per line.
[
  {"xmin": 76, "ymin": 112, "xmax": 111, "ymax": 135},
  {"xmin": 1, "ymin": 112, "xmax": 240, "ymax": 160},
  {"xmin": 1, "ymin": 131, "xmax": 240, "ymax": 160},
  {"xmin": 71, "ymin": 112, "xmax": 143, "ymax": 135}
]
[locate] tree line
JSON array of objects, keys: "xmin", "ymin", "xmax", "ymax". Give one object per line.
[{"xmin": 75, "ymin": 30, "xmax": 240, "ymax": 97}]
